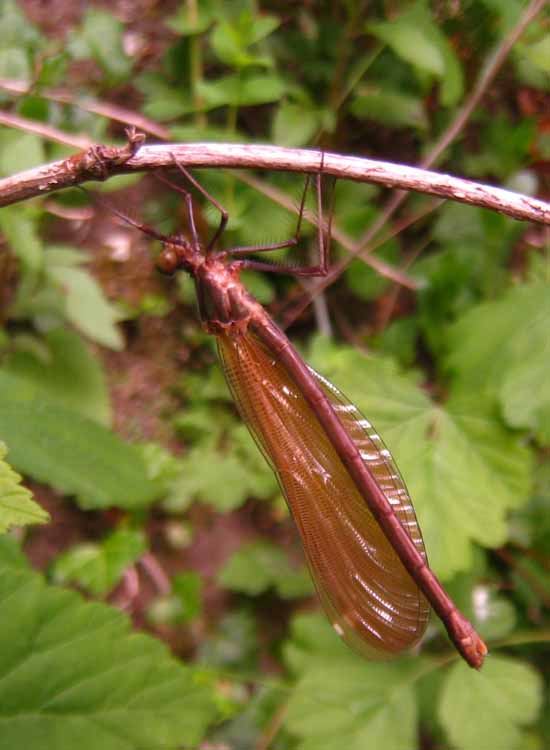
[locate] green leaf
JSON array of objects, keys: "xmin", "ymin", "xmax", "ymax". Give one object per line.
[
  {"xmin": 172, "ymin": 571, "xmax": 203, "ymax": 621},
  {"xmin": 286, "ymin": 657, "xmax": 419, "ymax": 750},
  {"xmin": 239, "ymin": 270, "xmax": 275, "ymax": 305},
  {"xmin": 463, "ymin": 115, "xmax": 536, "ymax": 180},
  {"xmin": 345, "ymin": 238, "xmax": 399, "ymax": 302},
  {"xmin": 149, "ymin": 572, "xmax": 203, "ymax": 625},
  {"xmin": 0, "ymin": 371, "xmax": 161, "ymax": 509},
  {"xmin": 218, "ymin": 541, "xmax": 312, "ymax": 599},
  {"xmin": 0, "ymin": 563, "xmax": 214, "ymax": 749},
  {"xmin": 165, "ymin": 4, "xmax": 215, "ymax": 36},
  {"xmin": 211, "ymin": 12, "xmax": 279, "ymax": 68},
  {"xmin": 371, "ymin": 316, "xmax": 419, "ymax": 367},
  {"xmin": 166, "ymin": 409, "xmax": 276, "ymax": 513},
  {"xmin": 50, "ymin": 528, "xmax": 147, "ymax": 596},
  {"xmin": 165, "ymin": 431, "xmax": 275, "ymax": 513},
  {"xmin": 198, "ymin": 72, "xmax": 286, "ymax": 109},
  {"xmin": 0, "ymin": 534, "xmax": 30, "ymax": 570},
  {"xmin": 369, "ymin": 16, "xmax": 444, "ymax": 77},
  {"xmin": 0, "ymin": 442, "xmax": 49, "ymax": 533},
  {"xmin": 307, "ymin": 338, "xmax": 532, "ymax": 577},
  {"xmin": 283, "ymin": 612, "xmax": 349, "ymax": 674},
  {"xmin": 368, "ymin": 3, "xmax": 463, "ymax": 106},
  {"xmin": 272, "ymin": 100, "xmax": 321, "ymax": 147},
  {"xmin": 0, "ymin": 203, "xmax": 42, "ymax": 272},
  {"xmin": 439, "ymin": 657, "xmax": 543, "ymax": 750},
  {"xmin": 445, "ymin": 281, "xmax": 550, "ymax": 445},
  {"xmin": 3, "ymin": 328, "xmax": 111, "ymax": 425},
  {"xmin": 80, "ymin": 9, "xmax": 132, "ymax": 80},
  {"xmin": 351, "ymin": 87, "xmax": 427, "ymax": 130},
  {"xmin": 46, "ymin": 255, "xmax": 125, "ymax": 350},
  {"xmin": 523, "ymin": 34, "xmax": 550, "ymax": 74}
]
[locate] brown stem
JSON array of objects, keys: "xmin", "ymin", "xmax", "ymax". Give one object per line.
[
  {"xmin": 0, "ymin": 78, "xmax": 171, "ymax": 140},
  {"xmin": 1, "ymin": 141, "xmax": 548, "ymax": 223}
]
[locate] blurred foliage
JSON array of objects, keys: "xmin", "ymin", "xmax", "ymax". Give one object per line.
[{"xmin": 0, "ymin": 0, "xmax": 548, "ymax": 748}]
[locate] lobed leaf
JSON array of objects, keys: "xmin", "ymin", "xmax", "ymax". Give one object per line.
[
  {"xmin": 439, "ymin": 657, "xmax": 543, "ymax": 750},
  {"xmin": 285, "ymin": 657, "xmax": 419, "ymax": 750},
  {"xmin": 0, "ymin": 442, "xmax": 49, "ymax": 533},
  {"xmin": 0, "ymin": 562, "xmax": 214, "ymax": 749}
]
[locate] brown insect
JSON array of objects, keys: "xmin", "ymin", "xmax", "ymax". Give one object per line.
[{"xmin": 110, "ymin": 155, "xmax": 487, "ymax": 668}]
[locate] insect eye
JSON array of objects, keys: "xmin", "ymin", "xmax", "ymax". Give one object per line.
[{"xmin": 156, "ymin": 246, "xmax": 179, "ymax": 274}]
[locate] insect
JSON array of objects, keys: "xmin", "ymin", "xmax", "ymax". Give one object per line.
[{"xmin": 109, "ymin": 154, "xmax": 487, "ymax": 669}]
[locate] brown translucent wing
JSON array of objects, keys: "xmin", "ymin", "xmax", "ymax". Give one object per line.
[{"xmin": 217, "ymin": 331, "xmax": 430, "ymax": 658}]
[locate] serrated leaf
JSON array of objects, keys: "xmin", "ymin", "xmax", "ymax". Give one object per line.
[
  {"xmin": 0, "ymin": 442, "xmax": 49, "ymax": 533},
  {"xmin": 307, "ymin": 338, "xmax": 532, "ymax": 577},
  {"xmin": 218, "ymin": 541, "xmax": 312, "ymax": 599},
  {"xmin": 3, "ymin": 328, "xmax": 111, "ymax": 425},
  {"xmin": 446, "ymin": 281, "xmax": 550, "ymax": 445},
  {"xmin": 0, "ymin": 372, "xmax": 161, "ymax": 509},
  {"xmin": 50, "ymin": 528, "xmax": 146, "ymax": 596},
  {"xmin": 0, "ymin": 563, "xmax": 214, "ymax": 749},
  {"xmin": 46, "ymin": 262, "xmax": 124, "ymax": 350},
  {"xmin": 439, "ymin": 657, "xmax": 543, "ymax": 750},
  {"xmin": 285, "ymin": 657, "xmax": 419, "ymax": 750}
]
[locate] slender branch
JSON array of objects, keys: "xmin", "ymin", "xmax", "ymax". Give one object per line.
[
  {"xmin": 0, "ymin": 78, "xmax": 171, "ymax": 140},
  {"xmin": 0, "ymin": 110, "xmax": 92, "ymax": 150},
  {"xmin": 1, "ymin": 141, "xmax": 549, "ymax": 225}
]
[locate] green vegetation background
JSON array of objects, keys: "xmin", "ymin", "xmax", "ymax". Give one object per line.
[{"xmin": 0, "ymin": 1, "xmax": 548, "ymax": 748}]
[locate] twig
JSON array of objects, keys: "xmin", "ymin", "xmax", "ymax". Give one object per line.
[
  {"xmin": 0, "ymin": 110, "xmax": 92, "ymax": 150},
  {"xmin": 139, "ymin": 552, "xmax": 171, "ymax": 595},
  {"xmin": 1, "ymin": 141, "xmax": 548, "ymax": 223},
  {"xmin": 0, "ymin": 78, "xmax": 171, "ymax": 140}
]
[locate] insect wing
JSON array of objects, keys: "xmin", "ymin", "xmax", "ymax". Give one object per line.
[{"xmin": 218, "ymin": 332, "xmax": 430, "ymax": 658}]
